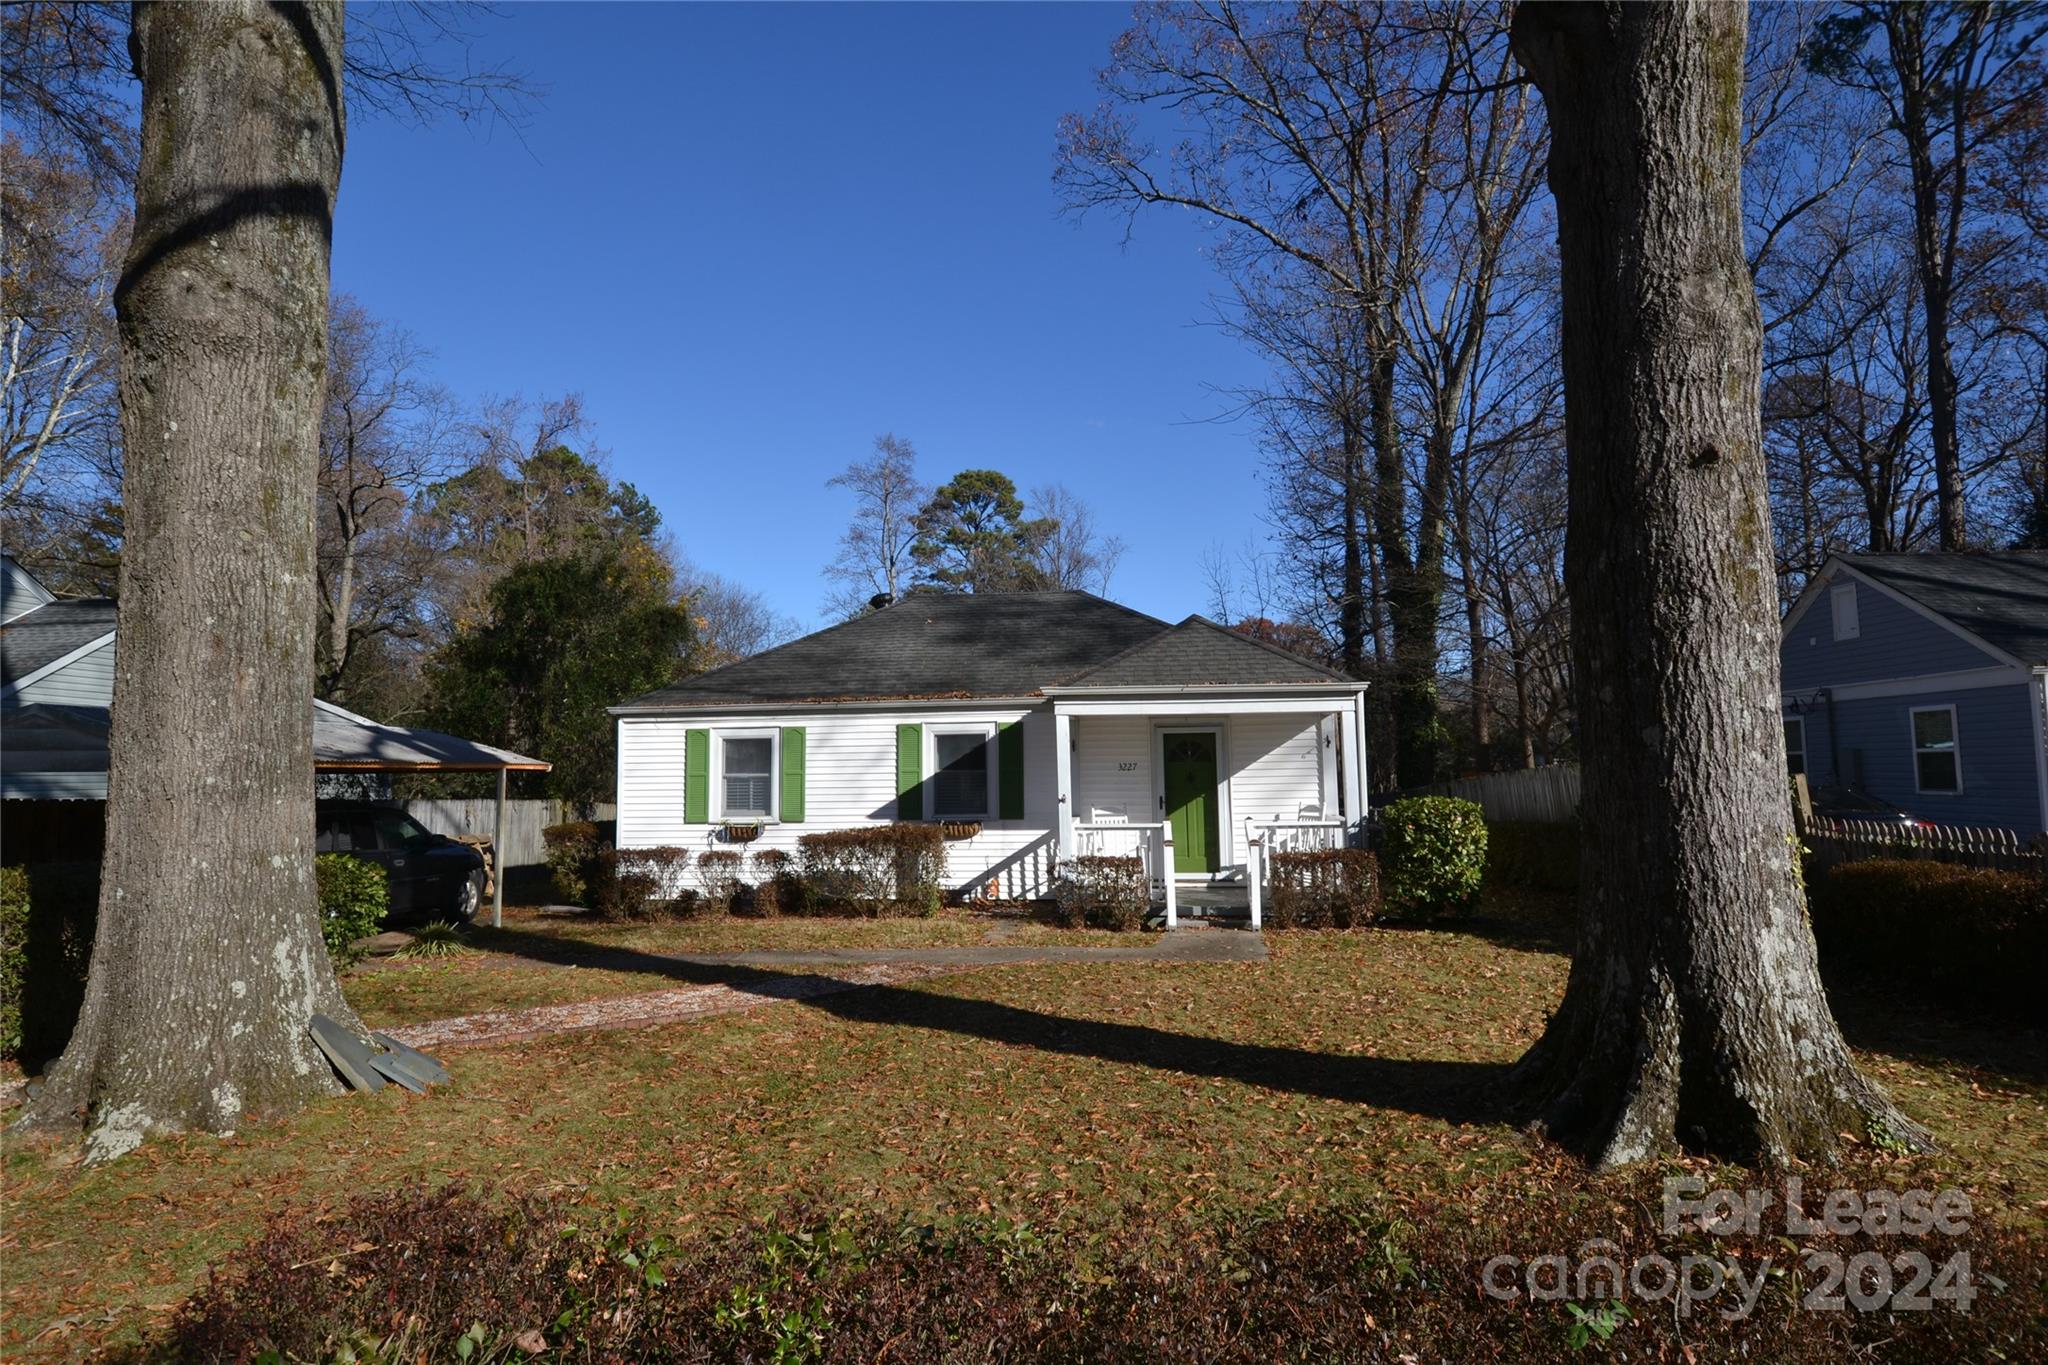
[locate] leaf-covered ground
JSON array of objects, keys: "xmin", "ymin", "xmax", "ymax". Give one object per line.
[
  {"xmin": 341, "ymin": 906, "xmax": 1183, "ymax": 1027},
  {"xmin": 2, "ymin": 891, "xmax": 2042, "ymax": 1357}
]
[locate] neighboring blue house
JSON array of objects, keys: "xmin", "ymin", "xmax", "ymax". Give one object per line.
[{"xmin": 1780, "ymin": 551, "xmax": 2048, "ymax": 836}]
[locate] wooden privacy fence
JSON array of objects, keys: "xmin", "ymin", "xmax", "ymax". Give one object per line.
[
  {"xmin": 1401, "ymin": 764, "xmax": 1580, "ymax": 825},
  {"xmin": 403, "ymin": 799, "xmax": 615, "ymax": 870},
  {"xmin": 1800, "ymin": 813, "xmax": 2045, "ymax": 878}
]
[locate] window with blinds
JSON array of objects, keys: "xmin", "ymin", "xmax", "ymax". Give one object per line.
[{"xmin": 722, "ymin": 735, "xmax": 774, "ymax": 818}]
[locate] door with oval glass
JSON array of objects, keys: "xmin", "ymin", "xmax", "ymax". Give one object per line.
[{"xmin": 1160, "ymin": 731, "xmax": 1221, "ymax": 876}]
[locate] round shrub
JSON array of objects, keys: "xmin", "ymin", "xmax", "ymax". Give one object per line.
[
  {"xmin": 1377, "ymin": 797, "xmax": 1487, "ymax": 918},
  {"xmin": 315, "ymin": 853, "xmax": 389, "ymax": 961}
]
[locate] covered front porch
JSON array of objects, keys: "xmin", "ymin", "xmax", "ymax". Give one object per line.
[{"xmin": 1047, "ymin": 683, "xmax": 1369, "ymax": 929}]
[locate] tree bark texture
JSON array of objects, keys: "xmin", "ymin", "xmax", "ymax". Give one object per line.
[
  {"xmin": 1507, "ymin": 0, "xmax": 1924, "ymax": 1167},
  {"xmin": 20, "ymin": 0, "xmax": 357, "ymax": 1158}
]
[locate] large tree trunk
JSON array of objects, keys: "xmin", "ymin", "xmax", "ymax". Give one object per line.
[
  {"xmin": 20, "ymin": 0, "xmax": 357, "ymax": 1159},
  {"xmin": 1507, "ymin": 0, "xmax": 1924, "ymax": 1167}
]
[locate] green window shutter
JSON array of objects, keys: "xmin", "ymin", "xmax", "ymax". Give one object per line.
[
  {"xmin": 685, "ymin": 728, "xmax": 710, "ymax": 824},
  {"xmin": 998, "ymin": 721, "xmax": 1025, "ymax": 820},
  {"xmin": 895, "ymin": 723, "xmax": 924, "ymax": 821},
  {"xmin": 779, "ymin": 727, "xmax": 806, "ymax": 823}
]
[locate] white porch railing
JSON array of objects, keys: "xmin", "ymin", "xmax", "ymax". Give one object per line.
[
  {"xmin": 1071, "ymin": 820, "xmax": 1178, "ymax": 928},
  {"xmin": 1243, "ymin": 819, "xmax": 1348, "ymax": 930}
]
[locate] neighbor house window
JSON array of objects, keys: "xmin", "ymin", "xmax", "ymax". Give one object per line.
[
  {"xmin": 1783, "ymin": 717, "xmax": 1806, "ymax": 777},
  {"xmin": 721, "ymin": 733, "xmax": 775, "ymax": 819},
  {"xmin": 1830, "ymin": 581, "xmax": 1859, "ymax": 641},
  {"xmin": 931, "ymin": 728, "xmax": 991, "ymax": 819},
  {"xmin": 1910, "ymin": 706, "xmax": 1960, "ymax": 794}
]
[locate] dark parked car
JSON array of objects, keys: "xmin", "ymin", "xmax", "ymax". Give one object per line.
[
  {"xmin": 1807, "ymin": 786, "xmax": 1918, "ymax": 828},
  {"xmin": 314, "ymin": 802, "xmax": 485, "ymax": 923}
]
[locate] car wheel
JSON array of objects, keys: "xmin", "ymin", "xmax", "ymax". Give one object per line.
[{"xmin": 447, "ymin": 868, "xmax": 484, "ymax": 924}]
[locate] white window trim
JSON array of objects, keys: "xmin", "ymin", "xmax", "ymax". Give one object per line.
[
  {"xmin": 1908, "ymin": 704, "xmax": 1962, "ymax": 796},
  {"xmin": 927, "ymin": 723, "xmax": 996, "ymax": 820},
  {"xmin": 714, "ymin": 727, "xmax": 780, "ymax": 822},
  {"xmin": 1830, "ymin": 581, "xmax": 1859, "ymax": 641},
  {"xmin": 1782, "ymin": 715, "xmax": 1806, "ymax": 775}
]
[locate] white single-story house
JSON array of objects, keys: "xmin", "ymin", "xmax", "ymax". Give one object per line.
[{"xmin": 610, "ymin": 591, "xmax": 1368, "ymax": 924}]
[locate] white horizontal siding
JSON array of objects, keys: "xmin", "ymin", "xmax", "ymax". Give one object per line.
[
  {"xmin": 1070, "ymin": 712, "xmax": 1326, "ymax": 875},
  {"xmin": 617, "ymin": 704, "xmax": 1333, "ymax": 897},
  {"xmin": 1223, "ymin": 714, "xmax": 1324, "ymax": 866},
  {"xmin": 616, "ymin": 705, "xmax": 1059, "ymax": 899},
  {"xmin": 12, "ymin": 637, "xmax": 115, "ymax": 706},
  {"xmin": 616, "ymin": 719, "xmax": 689, "ymax": 849}
]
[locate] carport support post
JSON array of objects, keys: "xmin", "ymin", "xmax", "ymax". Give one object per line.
[{"xmin": 492, "ymin": 766, "xmax": 508, "ymax": 928}]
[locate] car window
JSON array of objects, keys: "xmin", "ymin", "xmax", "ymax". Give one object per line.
[{"xmin": 369, "ymin": 809, "xmax": 433, "ymax": 852}]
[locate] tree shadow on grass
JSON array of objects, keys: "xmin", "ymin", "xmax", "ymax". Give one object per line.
[
  {"xmin": 465, "ymin": 924, "xmax": 1517, "ymax": 1128},
  {"xmin": 1825, "ymin": 979, "xmax": 2048, "ymax": 1089}
]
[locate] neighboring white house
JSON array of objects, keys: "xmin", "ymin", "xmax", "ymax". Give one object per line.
[{"xmin": 610, "ymin": 590, "xmax": 1369, "ymax": 917}]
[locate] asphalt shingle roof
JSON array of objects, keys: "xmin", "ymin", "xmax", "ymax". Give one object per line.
[
  {"xmin": 1056, "ymin": 616, "xmax": 1351, "ymax": 688},
  {"xmin": 620, "ymin": 593, "xmax": 1355, "ymax": 710},
  {"xmin": 0, "ymin": 598, "xmax": 117, "ymax": 686},
  {"xmin": 1842, "ymin": 551, "xmax": 2048, "ymax": 666}
]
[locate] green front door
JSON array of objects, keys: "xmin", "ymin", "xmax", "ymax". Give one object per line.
[{"xmin": 1162, "ymin": 731, "xmax": 1221, "ymax": 875}]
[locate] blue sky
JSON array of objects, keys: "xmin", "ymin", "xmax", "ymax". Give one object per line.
[{"xmin": 331, "ymin": 2, "xmax": 1276, "ymax": 633}]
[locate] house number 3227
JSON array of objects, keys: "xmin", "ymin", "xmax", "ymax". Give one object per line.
[{"xmin": 1117, "ymin": 762, "xmax": 1139, "ymax": 771}]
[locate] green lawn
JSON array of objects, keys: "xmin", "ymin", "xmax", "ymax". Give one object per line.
[{"xmin": 3, "ymin": 891, "xmax": 2043, "ymax": 1357}]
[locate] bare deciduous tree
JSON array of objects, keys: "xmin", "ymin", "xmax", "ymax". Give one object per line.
[
  {"xmin": 317, "ymin": 295, "xmax": 460, "ymax": 704},
  {"xmin": 1029, "ymin": 483, "xmax": 1127, "ymax": 594},
  {"xmin": 823, "ymin": 433, "xmax": 928, "ymax": 617}
]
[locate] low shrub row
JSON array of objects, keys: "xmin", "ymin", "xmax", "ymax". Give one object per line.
[
  {"xmin": 1051, "ymin": 855, "xmax": 1149, "ymax": 931},
  {"xmin": 1809, "ymin": 858, "xmax": 2046, "ymax": 1020},
  {"xmin": 1266, "ymin": 848, "xmax": 1380, "ymax": 928},
  {"xmin": 153, "ymin": 1175, "xmax": 2048, "ymax": 1364},
  {"xmin": 545, "ymin": 824, "xmax": 950, "ymax": 920},
  {"xmin": 797, "ymin": 825, "xmax": 946, "ymax": 917}
]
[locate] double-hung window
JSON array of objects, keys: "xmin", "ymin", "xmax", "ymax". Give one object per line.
[
  {"xmin": 1783, "ymin": 717, "xmax": 1806, "ymax": 777},
  {"xmin": 721, "ymin": 733, "xmax": 775, "ymax": 819},
  {"xmin": 1910, "ymin": 706, "xmax": 1960, "ymax": 794},
  {"xmin": 931, "ymin": 728, "xmax": 992, "ymax": 819}
]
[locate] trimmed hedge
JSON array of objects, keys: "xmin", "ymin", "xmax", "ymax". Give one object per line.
[
  {"xmin": 1266, "ymin": 848, "xmax": 1380, "ymax": 929},
  {"xmin": 1378, "ymin": 797, "xmax": 1487, "ymax": 918},
  {"xmin": 1484, "ymin": 820, "xmax": 1580, "ymax": 892},
  {"xmin": 1809, "ymin": 858, "xmax": 2045, "ymax": 1019},
  {"xmin": 313, "ymin": 854, "xmax": 388, "ymax": 963},
  {"xmin": 1052, "ymin": 854, "xmax": 1149, "ymax": 931},
  {"xmin": 697, "ymin": 850, "xmax": 745, "ymax": 914},
  {"xmin": 796, "ymin": 825, "xmax": 945, "ymax": 917},
  {"xmin": 744, "ymin": 848, "xmax": 798, "ymax": 917}
]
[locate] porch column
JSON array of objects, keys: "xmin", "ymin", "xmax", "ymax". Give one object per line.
[
  {"xmin": 492, "ymin": 765, "xmax": 508, "ymax": 928},
  {"xmin": 1053, "ymin": 707, "xmax": 1074, "ymax": 860},
  {"xmin": 1339, "ymin": 699, "xmax": 1365, "ymax": 845}
]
